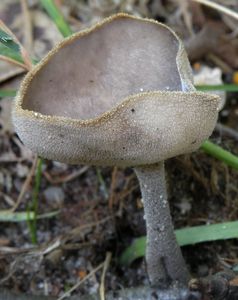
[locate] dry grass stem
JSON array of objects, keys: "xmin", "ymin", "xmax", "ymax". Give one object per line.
[
  {"xmin": 57, "ymin": 262, "xmax": 104, "ymax": 300},
  {"xmin": 119, "ymin": 185, "xmax": 138, "ymax": 201},
  {"xmin": 0, "ymin": 217, "xmax": 112, "ymax": 260},
  {"xmin": 0, "ymin": 55, "xmax": 29, "ymax": 70},
  {"xmin": 207, "ymin": 53, "xmax": 232, "ymax": 73},
  {"xmin": 0, "ymin": 191, "xmax": 15, "ymax": 207},
  {"xmin": 0, "ymin": 20, "xmax": 16, "ymax": 38},
  {"xmin": 10, "ymin": 156, "xmax": 37, "ymax": 212},
  {"xmin": 20, "ymin": 45, "xmax": 33, "ymax": 70},
  {"xmin": 62, "ymin": 242, "xmax": 92, "ymax": 250},
  {"xmin": 67, "ymin": 216, "xmax": 112, "ymax": 240},
  {"xmin": 176, "ymin": 0, "xmax": 194, "ymax": 35},
  {"xmin": 99, "ymin": 252, "xmax": 112, "ymax": 300},
  {"xmin": 43, "ymin": 166, "xmax": 89, "ymax": 184},
  {"xmin": 0, "ymin": 246, "xmax": 32, "ymax": 256},
  {"xmin": 192, "ymin": 0, "xmax": 238, "ymax": 21},
  {"xmin": 20, "ymin": 0, "xmax": 33, "ymax": 53}
]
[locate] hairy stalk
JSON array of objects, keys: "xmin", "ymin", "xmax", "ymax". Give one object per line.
[{"xmin": 134, "ymin": 162, "xmax": 189, "ymax": 287}]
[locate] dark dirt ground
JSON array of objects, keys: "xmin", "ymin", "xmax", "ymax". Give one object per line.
[{"xmin": 0, "ymin": 0, "xmax": 238, "ymax": 299}]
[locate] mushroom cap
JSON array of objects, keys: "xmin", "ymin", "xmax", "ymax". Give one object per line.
[{"xmin": 13, "ymin": 14, "xmax": 220, "ymax": 167}]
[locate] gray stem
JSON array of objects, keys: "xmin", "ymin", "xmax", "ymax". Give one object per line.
[{"xmin": 134, "ymin": 162, "xmax": 190, "ymax": 287}]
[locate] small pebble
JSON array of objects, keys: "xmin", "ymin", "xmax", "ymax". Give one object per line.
[
  {"xmin": 43, "ymin": 186, "xmax": 65, "ymax": 208},
  {"xmin": 197, "ymin": 264, "xmax": 209, "ymax": 277}
]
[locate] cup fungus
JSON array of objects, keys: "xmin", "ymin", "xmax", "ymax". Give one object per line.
[{"xmin": 13, "ymin": 14, "xmax": 220, "ymax": 288}]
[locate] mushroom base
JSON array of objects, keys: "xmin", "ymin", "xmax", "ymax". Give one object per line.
[{"xmin": 135, "ymin": 162, "xmax": 190, "ymax": 287}]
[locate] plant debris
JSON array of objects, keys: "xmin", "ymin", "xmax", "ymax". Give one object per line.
[{"xmin": 0, "ymin": 1, "xmax": 238, "ymax": 299}]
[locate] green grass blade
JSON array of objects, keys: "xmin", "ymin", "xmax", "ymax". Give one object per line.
[
  {"xmin": 120, "ymin": 236, "xmax": 145, "ymax": 266},
  {"xmin": 40, "ymin": 0, "xmax": 73, "ymax": 38},
  {"xmin": 0, "ymin": 30, "xmax": 38, "ymax": 66},
  {"xmin": 0, "ymin": 29, "xmax": 20, "ymax": 52},
  {"xmin": 201, "ymin": 140, "xmax": 238, "ymax": 170},
  {"xmin": 0, "ymin": 43, "xmax": 38, "ymax": 66},
  {"xmin": 0, "ymin": 43, "xmax": 24, "ymax": 64},
  {"xmin": 0, "ymin": 89, "xmax": 17, "ymax": 98},
  {"xmin": 0, "ymin": 210, "xmax": 59, "ymax": 222},
  {"xmin": 196, "ymin": 84, "xmax": 238, "ymax": 92},
  {"xmin": 96, "ymin": 167, "xmax": 109, "ymax": 199},
  {"xmin": 0, "ymin": 211, "xmax": 36, "ymax": 222},
  {"xmin": 120, "ymin": 221, "xmax": 238, "ymax": 266}
]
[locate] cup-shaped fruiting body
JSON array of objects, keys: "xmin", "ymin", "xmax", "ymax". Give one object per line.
[{"xmin": 13, "ymin": 13, "xmax": 220, "ymax": 167}]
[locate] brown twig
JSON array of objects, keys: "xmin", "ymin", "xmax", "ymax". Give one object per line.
[{"xmin": 10, "ymin": 156, "xmax": 37, "ymax": 212}]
